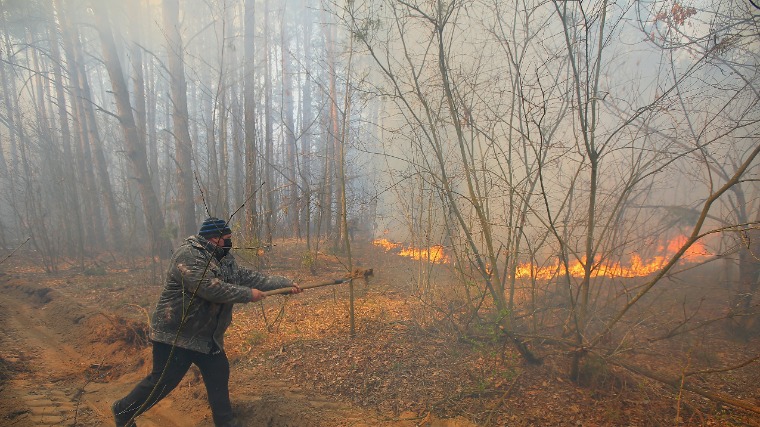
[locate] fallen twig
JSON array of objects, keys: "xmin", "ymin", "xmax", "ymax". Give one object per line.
[
  {"xmin": 616, "ymin": 361, "xmax": 760, "ymax": 415},
  {"xmin": 686, "ymin": 353, "xmax": 760, "ymax": 377}
]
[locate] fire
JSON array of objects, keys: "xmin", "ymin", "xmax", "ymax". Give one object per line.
[
  {"xmin": 372, "ymin": 239, "xmax": 449, "ymax": 264},
  {"xmin": 514, "ymin": 255, "xmax": 672, "ymax": 280},
  {"xmin": 372, "ymin": 238, "xmax": 402, "ymax": 251},
  {"xmin": 398, "ymin": 245, "xmax": 449, "ymax": 264},
  {"xmin": 516, "ymin": 235, "xmax": 711, "ymax": 279},
  {"xmin": 666, "ymin": 235, "xmax": 709, "ymax": 261},
  {"xmin": 375, "ymin": 235, "xmax": 711, "ymax": 278}
]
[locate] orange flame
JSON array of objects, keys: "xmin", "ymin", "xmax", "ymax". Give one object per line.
[
  {"xmin": 398, "ymin": 244, "xmax": 450, "ymax": 264},
  {"xmin": 372, "ymin": 238, "xmax": 402, "ymax": 251},
  {"xmin": 375, "ymin": 235, "xmax": 711, "ymax": 278},
  {"xmin": 515, "ymin": 235, "xmax": 711, "ymax": 279},
  {"xmin": 373, "ymin": 239, "xmax": 450, "ymax": 264}
]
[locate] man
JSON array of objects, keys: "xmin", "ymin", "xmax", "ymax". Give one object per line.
[{"xmin": 112, "ymin": 217, "xmax": 301, "ymax": 427}]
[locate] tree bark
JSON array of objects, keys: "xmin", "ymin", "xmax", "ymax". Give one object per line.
[
  {"xmin": 281, "ymin": 4, "xmax": 298, "ymax": 238},
  {"xmin": 163, "ymin": 0, "xmax": 196, "ymax": 236},
  {"xmin": 263, "ymin": 0, "xmax": 274, "ymax": 245},
  {"xmin": 244, "ymin": 0, "xmax": 260, "ymax": 240},
  {"xmin": 56, "ymin": 5, "xmax": 100, "ymax": 249},
  {"xmin": 300, "ymin": 0, "xmax": 313, "ymax": 247},
  {"xmin": 323, "ymin": 17, "xmax": 337, "ymax": 244},
  {"xmin": 92, "ymin": 2, "xmax": 171, "ymax": 258},
  {"xmin": 49, "ymin": 5, "xmax": 84, "ymax": 263},
  {"xmin": 59, "ymin": 2, "xmax": 124, "ymax": 249}
]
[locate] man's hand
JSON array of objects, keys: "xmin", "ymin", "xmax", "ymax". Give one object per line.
[
  {"xmin": 251, "ymin": 288, "xmax": 265, "ymax": 302},
  {"xmin": 289, "ymin": 283, "xmax": 303, "ymax": 294}
]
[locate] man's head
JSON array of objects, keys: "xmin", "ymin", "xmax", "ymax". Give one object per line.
[
  {"xmin": 199, "ymin": 217, "xmax": 233, "ymax": 251},
  {"xmin": 199, "ymin": 217, "xmax": 231, "ymax": 238}
]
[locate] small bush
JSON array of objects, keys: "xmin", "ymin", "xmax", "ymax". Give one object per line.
[{"xmin": 301, "ymin": 251, "xmax": 317, "ymax": 274}]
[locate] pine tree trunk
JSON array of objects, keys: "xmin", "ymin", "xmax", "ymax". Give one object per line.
[
  {"xmin": 205, "ymin": 89, "xmax": 221, "ymax": 213},
  {"xmin": 232, "ymin": 75, "xmax": 244, "ymax": 209},
  {"xmin": 146, "ymin": 55, "xmax": 160, "ymax": 198},
  {"xmin": 27, "ymin": 29, "xmax": 58, "ymax": 268},
  {"xmin": 243, "ymin": 0, "xmax": 259, "ymax": 240},
  {"xmin": 263, "ymin": 0, "xmax": 274, "ymax": 245},
  {"xmin": 325, "ymin": 20, "xmax": 338, "ymax": 245},
  {"xmin": 163, "ymin": 0, "xmax": 197, "ymax": 237},
  {"xmin": 0, "ymin": 10, "xmax": 19, "ymax": 185},
  {"xmin": 48, "ymin": 7, "xmax": 84, "ymax": 263},
  {"xmin": 58, "ymin": 2, "xmax": 123, "ymax": 249},
  {"xmin": 300, "ymin": 0, "xmax": 313, "ymax": 247},
  {"xmin": 93, "ymin": 2, "xmax": 171, "ymax": 258},
  {"xmin": 281, "ymin": 6, "xmax": 298, "ymax": 239}
]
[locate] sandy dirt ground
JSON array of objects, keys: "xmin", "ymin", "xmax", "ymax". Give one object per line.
[
  {"xmin": 0, "ymin": 249, "xmax": 473, "ymax": 427},
  {"xmin": 1, "ymin": 242, "xmax": 759, "ymax": 426}
]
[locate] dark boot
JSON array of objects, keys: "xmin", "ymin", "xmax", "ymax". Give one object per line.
[{"xmin": 112, "ymin": 400, "xmax": 137, "ymax": 427}]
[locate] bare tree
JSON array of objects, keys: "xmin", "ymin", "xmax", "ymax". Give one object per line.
[
  {"xmin": 91, "ymin": 0, "xmax": 171, "ymax": 258},
  {"xmin": 49, "ymin": 4, "xmax": 84, "ymax": 264},
  {"xmin": 244, "ymin": 0, "xmax": 261, "ymax": 241},
  {"xmin": 634, "ymin": 0, "xmax": 760, "ymax": 338},
  {"xmin": 300, "ymin": 0, "xmax": 315, "ymax": 248},
  {"xmin": 280, "ymin": 2, "xmax": 299, "ymax": 238},
  {"xmin": 162, "ymin": 0, "xmax": 196, "ymax": 236},
  {"xmin": 56, "ymin": 5, "xmax": 97, "ymax": 247},
  {"xmin": 340, "ymin": 0, "xmax": 760, "ymax": 386}
]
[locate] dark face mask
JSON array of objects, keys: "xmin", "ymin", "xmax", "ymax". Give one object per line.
[{"xmin": 221, "ymin": 238, "xmax": 233, "ymax": 257}]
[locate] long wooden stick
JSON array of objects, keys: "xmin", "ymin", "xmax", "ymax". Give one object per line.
[{"xmin": 262, "ymin": 268, "xmax": 373, "ymax": 296}]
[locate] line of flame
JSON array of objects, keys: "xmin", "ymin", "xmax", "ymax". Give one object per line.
[
  {"xmin": 398, "ymin": 245, "xmax": 449, "ymax": 264},
  {"xmin": 374, "ymin": 237, "xmax": 710, "ymax": 279}
]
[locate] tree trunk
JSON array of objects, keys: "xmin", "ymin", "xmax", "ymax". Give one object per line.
[
  {"xmin": 205, "ymin": 88, "xmax": 221, "ymax": 214},
  {"xmin": 323, "ymin": 17, "xmax": 337, "ymax": 244},
  {"xmin": 0, "ymin": 27, "xmax": 13, "ymax": 249},
  {"xmin": 58, "ymin": 2, "xmax": 123, "ymax": 250},
  {"xmin": 244, "ymin": 0, "xmax": 260, "ymax": 240},
  {"xmin": 732, "ymin": 187, "xmax": 760, "ymax": 338},
  {"xmin": 92, "ymin": 2, "xmax": 171, "ymax": 258},
  {"xmin": 0, "ymin": 10, "xmax": 24, "ymax": 250},
  {"xmin": 56, "ymin": 8, "xmax": 98, "ymax": 249},
  {"xmin": 263, "ymin": 0, "xmax": 274, "ymax": 245},
  {"xmin": 231, "ymin": 73, "xmax": 244, "ymax": 210},
  {"xmin": 281, "ymin": 5, "xmax": 298, "ymax": 238},
  {"xmin": 300, "ymin": 0, "xmax": 313, "ymax": 248},
  {"xmin": 146, "ymin": 52, "xmax": 160, "ymax": 198},
  {"xmin": 218, "ymin": 84, "xmax": 229, "ymax": 218},
  {"xmin": 217, "ymin": 7, "xmax": 231, "ymax": 217},
  {"xmin": 131, "ymin": 41, "xmax": 150, "ymax": 191},
  {"xmin": 26, "ymin": 28, "xmax": 59, "ymax": 269},
  {"xmin": 49, "ymin": 5, "xmax": 84, "ymax": 264},
  {"xmin": 163, "ymin": 0, "xmax": 196, "ymax": 236}
]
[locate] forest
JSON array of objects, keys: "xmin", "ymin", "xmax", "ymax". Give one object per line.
[{"xmin": 0, "ymin": 0, "xmax": 759, "ymax": 425}]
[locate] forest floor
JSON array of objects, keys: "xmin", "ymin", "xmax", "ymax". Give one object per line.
[{"xmin": 0, "ymin": 239, "xmax": 759, "ymax": 426}]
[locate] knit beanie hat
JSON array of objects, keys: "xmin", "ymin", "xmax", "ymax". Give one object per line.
[{"xmin": 199, "ymin": 217, "xmax": 232, "ymax": 238}]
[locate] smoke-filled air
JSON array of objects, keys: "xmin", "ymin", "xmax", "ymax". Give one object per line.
[{"xmin": 0, "ymin": 0, "xmax": 759, "ymax": 425}]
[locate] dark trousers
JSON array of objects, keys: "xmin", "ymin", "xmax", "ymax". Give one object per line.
[{"xmin": 113, "ymin": 341, "xmax": 234, "ymax": 426}]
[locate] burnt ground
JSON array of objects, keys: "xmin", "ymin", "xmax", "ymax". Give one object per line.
[{"xmin": 0, "ymin": 240, "xmax": 758, "ymax": 426}]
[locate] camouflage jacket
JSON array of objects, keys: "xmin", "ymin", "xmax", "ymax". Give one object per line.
[{"xmin": 149, "ymin": 235, "xmax": 292, "ymax": 353}]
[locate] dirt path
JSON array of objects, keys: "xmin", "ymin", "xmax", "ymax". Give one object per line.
[
  {"xmin": 0, "ymin": 274, "xmax": 408, "ymax": 427},
  {"xmin": 0, "ymin": 278, "xmax": 205, "ymax": 426}
]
